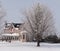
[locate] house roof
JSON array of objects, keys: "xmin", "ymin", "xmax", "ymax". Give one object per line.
[
  {"xmin": 13, "ymin": 23, "xmax": 23, "ymax": 28},
  {"xmin": 5, "ymin": 23, "xmax": 24, "ymax": 28},
  {"xmin": 1, "ymin": 33, "xmax": 19, "ymax": 36}
]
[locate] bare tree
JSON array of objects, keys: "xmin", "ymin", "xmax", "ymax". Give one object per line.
[
  {"xmin": 0, "ymin": 2, "xmax": 6, "ymax": 34},
  {"xmin": 23, "ymin": 3, "xmax": 55, "ymax": 46}
]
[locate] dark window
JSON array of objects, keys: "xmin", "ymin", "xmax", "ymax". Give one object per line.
[{"xmin": 23, "ymin": 35, "xmax": 25, "ymax": 39}]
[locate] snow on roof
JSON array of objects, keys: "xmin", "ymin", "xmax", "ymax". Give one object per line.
[
  {"xmin": 20, "ymin": 31, "xmax": 27, "ymax": 34},
  {"xmin": 2, "ymin": 33, "xmax": 19, "ymax": 36}
]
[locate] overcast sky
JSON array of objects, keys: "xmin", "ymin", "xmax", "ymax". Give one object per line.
[{"xmin": 0, "ymin": 0, "xmax": 60, "ymax": 35}]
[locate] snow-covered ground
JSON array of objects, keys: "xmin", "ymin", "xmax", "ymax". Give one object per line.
[{"xmin": 0, "ymin": 41, "xmax": 60, "ymax": 51}]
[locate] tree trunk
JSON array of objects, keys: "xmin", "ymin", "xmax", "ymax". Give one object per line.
[{"xmin": 37, "ymin": 41, "xmax": 40, "ymax": 47}]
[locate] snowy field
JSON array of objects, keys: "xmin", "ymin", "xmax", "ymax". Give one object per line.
[{"xmin": 0, "ymin": 41, "xmax": 60, "ymax": 51}]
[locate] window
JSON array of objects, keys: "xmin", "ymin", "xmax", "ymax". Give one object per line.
[{"xmin": 23, "ymin": 35, "xmax": 25, "ymax": 39}]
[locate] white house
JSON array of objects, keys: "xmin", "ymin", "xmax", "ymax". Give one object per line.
[{"xmin": 1, "ymin": 22, "xmax": 28, "ymax": 42}]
